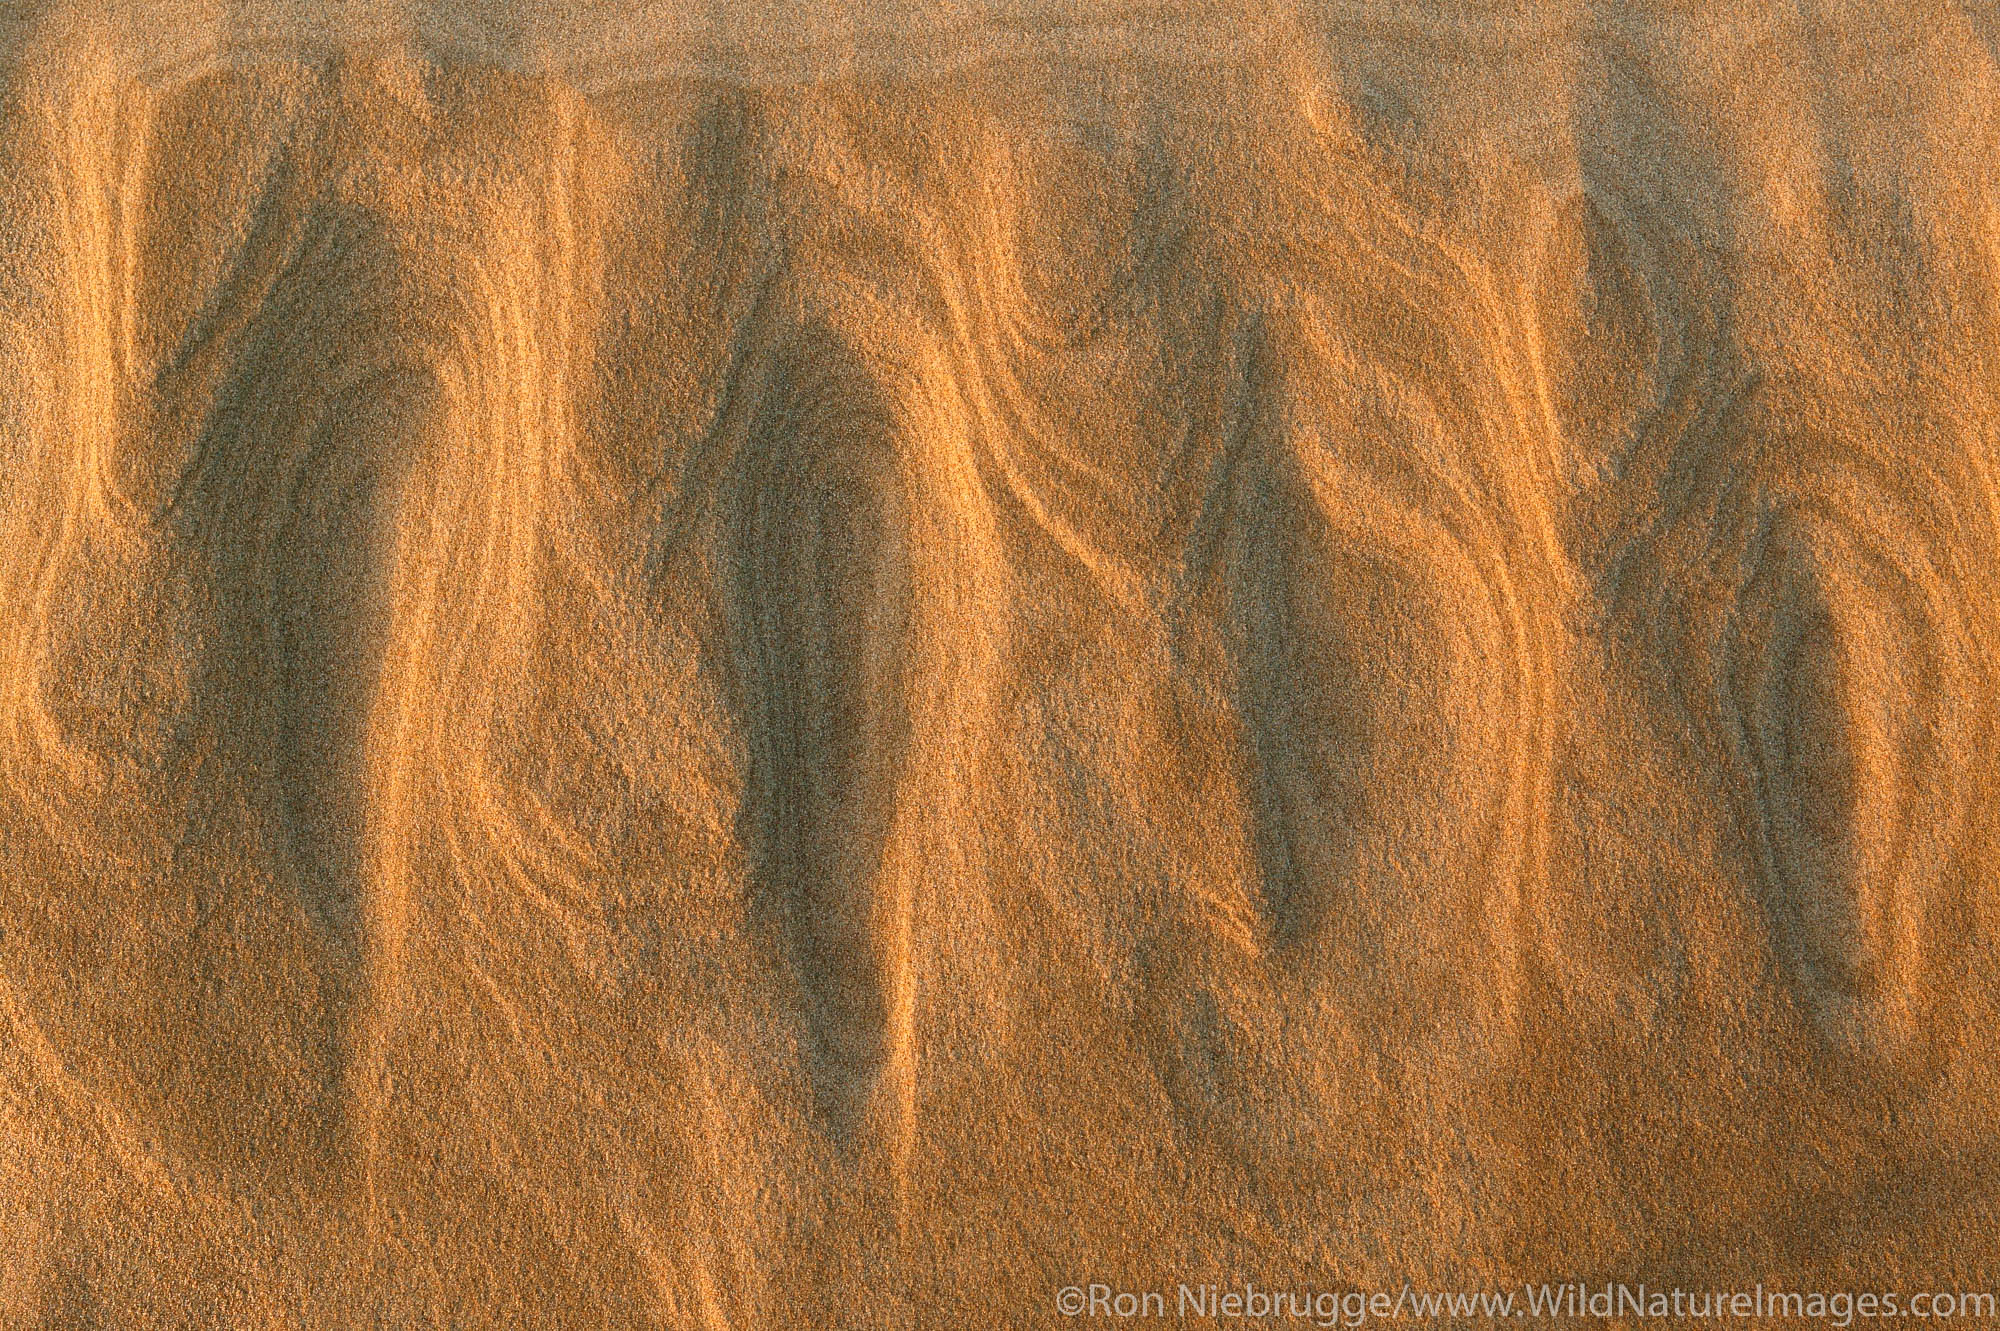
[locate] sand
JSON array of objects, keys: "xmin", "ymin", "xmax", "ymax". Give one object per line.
[{"xmin": 2, "ymin": 1, "xmax": 1998, "ymax": 1325}]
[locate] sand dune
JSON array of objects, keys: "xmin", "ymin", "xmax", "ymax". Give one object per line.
[{"xmin": 3, "ymin": 2, "xmax": 2000, "ymax": 1325}]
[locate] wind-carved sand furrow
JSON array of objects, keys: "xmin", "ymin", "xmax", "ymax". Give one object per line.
[
  {"xmin": 726, "ymin": 324, "xmax": 920, "ymax": 1170},
  {"xmin": 678, "ymin": 93, "xmax": 1009, "ymax": 1191},
  {"xmin": 1724, "ymin": 509, "xmax": 1952, "ymax": 1058},
  {"xmin": 167, "ymin": 180, "xmax": 432, "ymax": 1190},
  {"xmin": 142, "ymin": 70, "xmax": 607, "ymax": 1220},
  {"xmin": 1730, "ymin": 504, "xmax": 1975, "ymax": 1069},
  {"xmin": 1153, "ymin": 82, "xmax": 1568, "ymax": 1079},
  {"xmin": 736, "ymin": 333, "xmax": 916, "ymax": 1159},
  {"xmin": 1615, "ymin": 373, "xmax": 1981, "ymax": 1072},
  {"xmin": 1198, "ymin": 298, "xmax": 1554, "ymax": 1069},
  {"xmin": 721, "ymin": 297, "xmax": 999, "ymax": 1184}
]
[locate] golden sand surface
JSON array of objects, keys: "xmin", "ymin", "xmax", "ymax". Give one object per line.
[{"xmin": 2, "ymin": 1, "xmax": 1998, "ymax": 1324}]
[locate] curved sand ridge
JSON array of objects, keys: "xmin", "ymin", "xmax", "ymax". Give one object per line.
[{"xmin": 4, "ymin": 4, "xmax": 2000, "ymax": 1324}]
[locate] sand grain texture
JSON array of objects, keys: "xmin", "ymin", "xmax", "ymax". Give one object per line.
[{"xmin": 2, "ymin": 2, "xmax": 2000, "ymax": 1325}]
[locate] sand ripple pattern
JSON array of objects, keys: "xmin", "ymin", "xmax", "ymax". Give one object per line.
[{"xmin": 3, "ymin": 9, "xmax": 2000, "ymax": 1324}]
